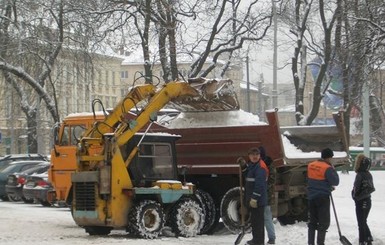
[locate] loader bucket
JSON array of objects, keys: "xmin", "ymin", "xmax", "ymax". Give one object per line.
[{"xmin": 168, "ymin": 78, "xmax": 240, "ymax": 112}]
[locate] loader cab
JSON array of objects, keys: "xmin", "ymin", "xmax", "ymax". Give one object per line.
[{"xmin": 126, "ymin": 133, "xmax": 181, "ymax": 187}]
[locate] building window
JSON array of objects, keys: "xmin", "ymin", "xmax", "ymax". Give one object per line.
[
  {"xmin": 112, "ymin": 71, "xmax": 116, "ymax": 85},
  {"xmin": 121, "ymin": 71, "xmax": 128, "ymax": 79}
]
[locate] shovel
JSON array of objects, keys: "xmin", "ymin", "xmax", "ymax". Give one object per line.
[
  {"xmin": 235, "ymin": 158, "xmax": 246, "ymax": 245},
  {"xmin": 330, "ymin": 194, "xmax": 352, "ymax": 245}
]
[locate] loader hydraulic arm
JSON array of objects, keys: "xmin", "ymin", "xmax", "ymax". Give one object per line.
[
  {"xmin": 83, "ymin": 83, "xmax": 157, "ymax": 139},
  {"xmin": 77, "ymin": 79, "xmax": 238, "ymax": 169}
]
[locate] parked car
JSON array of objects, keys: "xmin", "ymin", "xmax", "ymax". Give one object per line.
[
  {"xmin": 0, "ymin": 154, "xmax": 48, "ymax": 170},
  {"xmin": 5, "ymin": 162, "xmax": 50, "ymax": 203},
  {"xmin": 23, "ymin": 171, "xmax": 54, "ymax": 207},
  {"xmin": 0, "ymin": 160, "xmax": 48, "ymax": 201}
]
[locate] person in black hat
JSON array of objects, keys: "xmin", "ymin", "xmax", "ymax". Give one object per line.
[{"xmin": 306, "ymin": 148, "xmax": 340, "ymax": 245}]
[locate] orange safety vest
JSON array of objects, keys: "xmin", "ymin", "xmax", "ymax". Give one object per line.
[
  {"xmin": 260, "ymin": 159, "xmax": 269, "ymax": 180},
  {"xmin": 308, "ymin": 160, "xmax": 330, "ymax": 180}
]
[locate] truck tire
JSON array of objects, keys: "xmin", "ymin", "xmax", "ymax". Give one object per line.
[
  {"xmin": 84, "ymin": 226, "xmax": 112, "ymax": 236},
  {"xmin": 127, "ymin": 200, "xmax": 165, "ymax": 239},
  {"xmin": 220, "ymin": 187, "xmax": 251, "ymax": 234},
  {"xmin": 195, "ymin": 189, "xmax": 217, "ymax": 234},
  {"xmin": 169, "ymin": 197, "xmax": 204, "ymax": 237}
]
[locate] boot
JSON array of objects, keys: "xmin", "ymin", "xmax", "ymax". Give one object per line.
[
  {"xmin": 317, "ymin": 231, "xmax": 326, "ymax": 245},
  {"xmin": 308, "ymin": 228, "xmax": 315, "ymax": 245}
]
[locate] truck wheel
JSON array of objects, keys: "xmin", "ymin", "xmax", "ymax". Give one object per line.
[
  {"xmin": 84, "ymin": 226, "xmax": 112, "ymax": 236},
  {"xmin": 127, "ymin": 200, "xmax": 165, "ymax": 239},
  {"xmin": 278, "ymin": 197, "xmax": 308, "ymax": 225},
  {"xmin": 169, "ymin": 198, "xmax": 204, "ymax": 237},
  {"xmin": 195, "ymin": 189, "xmax": 217, "ymax": 234},
  {"xmin": 220, "ymin": 187, "xmax": 251, "ymax": 234}
]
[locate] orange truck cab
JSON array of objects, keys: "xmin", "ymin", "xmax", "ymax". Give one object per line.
[{"xmin": 49, "ymin": 112, "xmax": 105, "ymax": 206}]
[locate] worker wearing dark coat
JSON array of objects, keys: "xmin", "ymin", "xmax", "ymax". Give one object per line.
[
  {"xmin": 307, "ymin": 148, "xmax": 340, "ymax": 245},
  {"xmin": 240, "ymin": 147, "xmax": 268, "ymax": 245},
  {"xmin": 352, "ymin": 153, "xmax": 375, "ymax": 245}
]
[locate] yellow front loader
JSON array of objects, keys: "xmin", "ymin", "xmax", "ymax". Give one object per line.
[{"xmin": 71, "ymin": 78, "xmax": 238, "ymax": 238}]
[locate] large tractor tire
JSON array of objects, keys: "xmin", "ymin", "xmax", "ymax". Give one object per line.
[
  {"xmin": 195, "ymin": 189, "xmax": 218, "ymax": 234},
  {"xmin": 127, "ymin": 200, "xmax": 165, "ymax": 239},
  {"xmin": 84, "ymin": 226, "xmax": 112, "ymax": 236},
  {"xmin": 220, "ymin": 187, "xmax": 251, "ymax": 234},
  {"xmin": 169, "ymin": 197, "xmax": 204, "ymax": 237}
]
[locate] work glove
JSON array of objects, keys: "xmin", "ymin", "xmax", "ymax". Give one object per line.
[
  {"xmin": 249, "ymin": 198, "xmax": 257, "ymax": 208},
  {"xmin": 237, "ymin": 157, "xmax": 247, "ymax": 170}
]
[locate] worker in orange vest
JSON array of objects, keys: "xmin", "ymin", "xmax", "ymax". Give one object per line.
[{"xmin": 307, "ymin": 148, "xmax": 340, "ymax": 245}]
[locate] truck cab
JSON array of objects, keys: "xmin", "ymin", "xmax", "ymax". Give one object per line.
[{"xmin": 49, "ymin": 112, "xmax": 105, "ymax": 205}]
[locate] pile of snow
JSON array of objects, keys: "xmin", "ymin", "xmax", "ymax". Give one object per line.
[{"xmin": 167, "ymin": 110, "xmax": 265, "ymax": 128}]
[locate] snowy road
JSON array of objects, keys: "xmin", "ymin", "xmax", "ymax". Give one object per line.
[
  {"xmin": 1, "ymin": 171, "xmax": 384, "ymax": 245},
  {"xmin": 0, "ymin": 201, "xmax": 238, "ymax": 245}
]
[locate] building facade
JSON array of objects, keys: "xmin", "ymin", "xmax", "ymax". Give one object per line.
[{"xmin": 0, "ymin": 52, "xmax": 123, "ymax": 155}]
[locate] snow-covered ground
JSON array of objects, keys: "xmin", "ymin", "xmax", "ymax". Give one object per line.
[{"xmin": 0, "ymin": 171, "xmax": 384, "ymax": 245}]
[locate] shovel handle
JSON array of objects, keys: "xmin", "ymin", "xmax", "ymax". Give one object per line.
[{"xmin": 330, "ymin": 194, "xmax": 342, "ymax": 237}]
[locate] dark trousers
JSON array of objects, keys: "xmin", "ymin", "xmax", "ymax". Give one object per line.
[
  {"xmin": 355, "ymin": 198, "xmax": 372, "ymax": 243},
  {"xmin": 250, "ymin": 205, "xmax": 265, "ymax": 244},
  {"xmin": 308, "ymin": 196, "xmax": 330, "ymax": 245}
]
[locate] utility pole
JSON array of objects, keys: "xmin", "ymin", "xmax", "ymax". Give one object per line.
[
  {"xmin": 272, "ymin": 0, "xmax": 278, "ymax": 108},
  {"xmin": 363, "ymin": 81, "xmax": 370, "ymax": 156}
]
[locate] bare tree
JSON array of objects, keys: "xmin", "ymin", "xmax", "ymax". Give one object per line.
[
  {"xmin": 0, "ymin": 0, "xmax": 106, "ymax": 152},
  {"xmin": 280, "ymin": 0, "xmax": 340, "ymax": 125},
  {"xmin": 100, "ymin": 0, "xmax": 272, "ymax": 82}
]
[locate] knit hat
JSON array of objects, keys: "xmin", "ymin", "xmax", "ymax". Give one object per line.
[
  {"xmin": 321, "ymin": 148, "xmax": 334, "ymax": 159},
  {"xmin": 248, "ymin": 147, "xmax": 260, "ymax": 155}
]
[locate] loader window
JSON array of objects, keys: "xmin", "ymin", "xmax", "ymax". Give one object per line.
[
  {"xmin": 60, "ymin": 125, "xmax": 86, "ymax": 146},
  {"xmin": 137, "ymin": 143, "xmax": 174, "ymax": 180}
]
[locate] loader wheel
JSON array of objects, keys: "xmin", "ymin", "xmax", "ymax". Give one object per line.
[
  {"xmin": 169, "ymin": 197, "xmax": 204, "ymax": 237},
  {"xmin": 84, "ymin": 226, "xmax": 112, "ymax": 236},
  {"xmin": 220, "ymin": 187, "xmax": 251, "ymax": 234},
  {"xmin": 195, "ymin": 189, "xmax": 218, "ymax": 234},
  {"xmin": 127, "ymin": 200, "xmax": 165, "ymax": 239}
]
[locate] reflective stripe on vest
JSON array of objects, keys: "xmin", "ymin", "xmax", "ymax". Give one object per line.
[{"xmin": 246, "ymin": 177, "xmax": 255, "ymax": 182}]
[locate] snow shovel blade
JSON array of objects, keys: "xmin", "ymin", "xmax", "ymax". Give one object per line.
[
  {"xmin": 234, "ymin": 228, "xmax": 245, "ymax": 245},
  {"xmin": 169, "ymin": 78, "xmax": 240, "ymax": 112},
  {"xmin": 339, "ymin": 235, "xmax": 352, "ymax": 245}
]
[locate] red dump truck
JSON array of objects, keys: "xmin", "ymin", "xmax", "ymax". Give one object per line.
[
  {"xmin": 50, "ymin": 108, "xmax": 349, "ymax": 234},
  {"xmin": 148, "ymin": 109, "xmax": 349, "ymax": 233}
]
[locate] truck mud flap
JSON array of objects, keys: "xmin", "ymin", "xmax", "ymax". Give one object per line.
[{"xmin": 169, "ymin": 78, "xmax": 239, "ymax": 112}]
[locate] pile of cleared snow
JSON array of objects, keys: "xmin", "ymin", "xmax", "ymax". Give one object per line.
[{"xmin": 167, "ymin": 110, "xmax": 265, "ymax": 128}]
